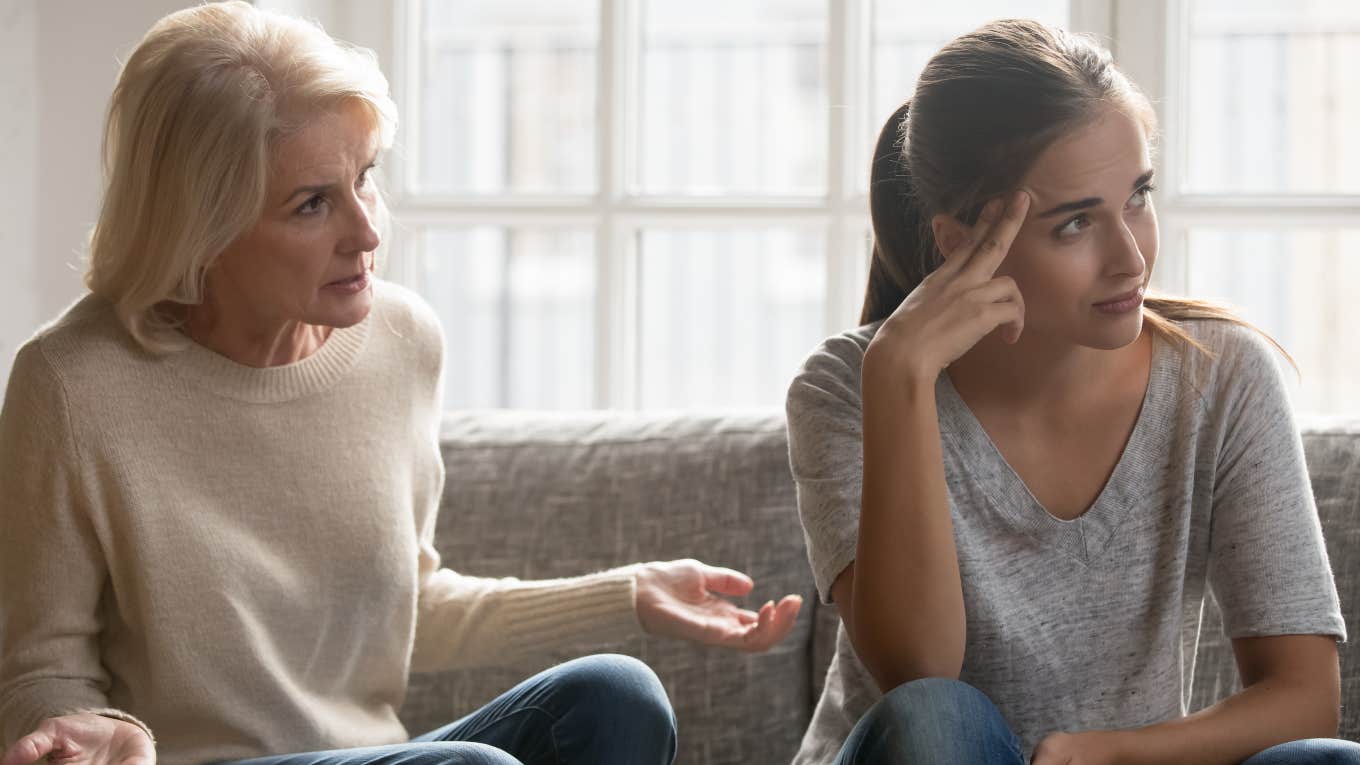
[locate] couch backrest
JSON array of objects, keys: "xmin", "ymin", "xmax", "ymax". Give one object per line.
[
  {"xmin": 403, "ymin": 412, "xmax": 1360, "ymax": 762},
  {"xmin": 402, "ymin": 411, "xmax": 818, "ymax": 764}
]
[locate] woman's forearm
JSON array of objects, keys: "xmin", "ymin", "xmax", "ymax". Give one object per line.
[
  {"xmin": 1110, "ymin": 675, "xmax": 1339, "ymax": 765},
  {"xmin": 851, "ymin": 369, "xmax": 966, "ymax": 690}
]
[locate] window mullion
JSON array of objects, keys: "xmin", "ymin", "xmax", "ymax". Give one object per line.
[
  {"xmin": 597, "ymin": 0, "xmax": 639, "ymax": 408},
  {"xmin": 826, "ymin": 0, "xmax": 872, "ymax": 334},
  {"xmin": 1112, "ymin": 0, "xmax": 1188, "ymax": 294},
  {"xmin": 384, "ymin": 0, "xmax": 423, "ymax": 290},
  {"xmin": 1069, "ymin": 0, "xmax": 1115, "ymax": 41}
]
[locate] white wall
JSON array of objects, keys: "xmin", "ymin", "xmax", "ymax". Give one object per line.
[
  {"xmin": 0, "ymin": 0, "xmax": 196, "ymax": 396},
  {"xmin": 0, "ymin": 0, "xmax": 388, "ymax": 396},
  {"xmin": 0, "ymin": 0, "xmax": 40, "ymax": 394}
]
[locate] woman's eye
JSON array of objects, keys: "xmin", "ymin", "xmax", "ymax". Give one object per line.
[
  {"xmin": 1055, "ymin": 214, "xmax": 1089, "ymax": 239},
  {"xmin": 1127, "ymin": 184, "xmax": 1155, "ymax": 211},
  {"xmin": 297, "ymin": 194, "xmax": 325, "ymax": 215}
]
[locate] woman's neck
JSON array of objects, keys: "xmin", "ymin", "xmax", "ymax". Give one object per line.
[
  {"xmin": 182, "ymin": 299, "xmax": 332, "ymax": 368},
  {"xmin": 946, "ymin": 329, "xmax": 1152, "ymax": 416}
]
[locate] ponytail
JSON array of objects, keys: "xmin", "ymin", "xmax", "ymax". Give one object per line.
[{"xmin": 861, "ymin": 101, "xmax": 936, "ymax": 325}]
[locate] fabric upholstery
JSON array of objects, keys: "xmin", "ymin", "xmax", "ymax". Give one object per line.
[
  {"xmin": 402, "ymin": 411, "xmax": 818, "ymax": 764},
  {"xmin": 401, "ymin": 412, "xmax": 1360, "ymax": 763}
]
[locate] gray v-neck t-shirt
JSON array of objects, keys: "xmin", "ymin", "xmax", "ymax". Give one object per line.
[{"xmin": 785, "ymin": 319, "xmax": 1344, "ymax": 764}]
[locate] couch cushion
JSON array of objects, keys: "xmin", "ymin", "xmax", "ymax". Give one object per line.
[
  {"xmin": 401, "ymin": 410, "xmax": 818, "ymax": 765},
  {"xmin": 404, "ymin": 412, "xmax": 1359, "ymax": 757}
]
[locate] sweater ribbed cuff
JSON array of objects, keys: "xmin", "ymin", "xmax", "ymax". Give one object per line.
[
  {"xmin": 79, "ymin": 708, "xmax": 156, "ymax": 745},
  {"xmin": 494, "ymin": 565, "xmax": 642, "ymax": 659}
]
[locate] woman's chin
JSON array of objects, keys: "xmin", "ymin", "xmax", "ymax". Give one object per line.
[
  {"xmin": 1083, "ymin": 313, "xmax": 1145, "ymax": 351},
  {"xmin": 315, "ymin": 285, "xmax": 374, "ymax": 329}
]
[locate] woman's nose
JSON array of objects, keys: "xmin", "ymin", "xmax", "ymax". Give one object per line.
[
  {"xmin": 1108, "ymin": 220, "xmax": 1146, "ymax": 279},
  {"xmin": 346, "ymin": 199, "xmax": 382, "ymax": 254}
]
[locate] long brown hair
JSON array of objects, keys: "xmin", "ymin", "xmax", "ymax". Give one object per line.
[{"xmin": 864, "ymin": 19, "xmax": 1285, "ymax": 362}]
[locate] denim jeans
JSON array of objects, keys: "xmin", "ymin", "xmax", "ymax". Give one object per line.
[
  {"xmin": 834, "ymin": 677, "xmax": 1360, "ymax": 765},
  {"xmin": 216, "ymin": 654, "xmax": 677, "ymax": 765}
]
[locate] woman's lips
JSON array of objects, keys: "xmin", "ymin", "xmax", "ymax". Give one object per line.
[
  {"xmin": 324, "ymin": 271, "xmax": 370, "ymax": 294},
  {"xmin": 1093, "ymin": 286, "xmax": 1144, "ymax": 314}
]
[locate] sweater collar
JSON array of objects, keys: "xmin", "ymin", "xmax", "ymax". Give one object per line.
[{"xmin": 166, "ymin": 311, "xmax": 371, "ymax": 404}]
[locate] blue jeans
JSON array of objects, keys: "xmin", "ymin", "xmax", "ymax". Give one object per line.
[
  {"xmin": 835, "ymin": 677, "xmax": 1360, "ymax": 764},
  {"xmin": 216, "ymin": 654, "xmax": 677, "ymax": 765}
]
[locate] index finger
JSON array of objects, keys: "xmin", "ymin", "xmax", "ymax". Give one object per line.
[
  {"xmin": 962, "ymin": 190, "xmax": 1031, "ymax": 279},
  {"xmin": 2, "ymin": 731, "xmax": 55, "ymax": 765},
  {"xmin": 702, "ymin": 566, "xmax": 754, "ymax": 597},
  {"xmin": 740, "ymin": 597, "xmax": 801, "ymax": 652}
]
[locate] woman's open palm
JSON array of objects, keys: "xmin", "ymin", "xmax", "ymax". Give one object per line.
[
  {"xmin": 636, "ymin": 559, "xmax": 802, "ymax": 652},
  {"xmin": 0, "ymin": 714, "xmax": 154, "ymax": 765}
]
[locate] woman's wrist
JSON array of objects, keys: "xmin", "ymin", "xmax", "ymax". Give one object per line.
[
  {"xmin": 77, "ymin": 708, "xmax": 156, "ymax": 745},
  {"xmin": 862, "ymin": 348, "xmax": 937, "ymax": 403}
]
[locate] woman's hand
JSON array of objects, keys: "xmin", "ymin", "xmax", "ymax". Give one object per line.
[
  {"xmin": 1, "ymin": 714, "xmax": 154, "ymax": 765},
  {"xmin": 635, "ymin": 559, "xmax": 802, "ymax": 652},
  {"xmin": 1031, "ymin": 730, "xmax": 1129, "ymax": 765},
  {"xmin": 864, "ymin": 191, "xmax": 1031, "ymax": 386}
]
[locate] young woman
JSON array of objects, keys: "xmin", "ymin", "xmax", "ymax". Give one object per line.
[
  {"xmin": 786, "ymin": 19, "xmax": 1353, "ymax": 765},
  {"xmin": 0, "ymin": 5, "xmax": 801, "ymax": 765}
]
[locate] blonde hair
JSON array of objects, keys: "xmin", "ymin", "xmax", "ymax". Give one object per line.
[{"xmin": 86, "ymin": 0, "xmax": 397, "ymax": 353}]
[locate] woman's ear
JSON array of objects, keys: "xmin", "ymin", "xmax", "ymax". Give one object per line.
[{"xmin": 930, "ymin": 213, "xmax": 969, "ymax": 261}]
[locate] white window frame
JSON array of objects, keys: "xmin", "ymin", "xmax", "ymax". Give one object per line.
[
  {"xmin": 288, "ymin": 0, "xmax": 1360, "ymax": 411},
  {"xmin": 1114, "ymin": 0, "xmax": 1360, "ymax": 299}
]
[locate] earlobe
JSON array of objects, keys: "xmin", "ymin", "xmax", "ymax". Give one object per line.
[{"xmin": 931, "ymin": 214, "xmax": 968, "ymax": 260}]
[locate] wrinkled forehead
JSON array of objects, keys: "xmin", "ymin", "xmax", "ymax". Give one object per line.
[
  {"xmin": 1023, "ymin": 106, "xmax": 1153, "ymax": 200},
  {"xmin": 269, "ymin": 101, "xmax": 382, "ymax": 179}
]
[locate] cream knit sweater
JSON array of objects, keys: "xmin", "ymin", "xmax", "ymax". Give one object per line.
[{"xmin": 0, "ymin": 281, "xmax": 641, "ymax": 765}]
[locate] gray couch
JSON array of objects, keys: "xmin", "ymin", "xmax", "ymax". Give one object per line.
[{"xmin": 400, "ymin": 411, "xmax": 1359, "ymax": 764}]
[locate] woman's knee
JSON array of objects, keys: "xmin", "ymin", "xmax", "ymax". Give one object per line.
[
  {"xmin": 876, "ymin": 677, "xmax": 1010, "ymax": 736},
  {"xmin": 549, "ymin": 654, "xmax": 676, "ymax": 736},
  {"xmin": 380, "ymin": 743, "xmax": 521, "ymax": 765},
  {"xmin": 841, "ymin": 678, "xmax": 1020, "ymax": 765},
  {"xmin": 1244, "ymin": 739, "xmax": 1360, "ymax": 765}
]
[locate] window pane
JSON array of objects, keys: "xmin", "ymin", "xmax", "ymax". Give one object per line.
[
  {"xmin": 638, "ymin": 0, "xmax": 826, "ymax": 195},
  {"xmin": 416, "ymin": 227, "xmax": 595, "ymax": 409},
  {"xmin": 636, "ymin": 228, "xmax": 826, "ymax": 408},
  {"xmin": 419, "ymin": 1, "xmax": 597, "ymax": 194},
  {"xmin": 1186, "ymin": 0, "xmax": 1360, "ymax": 194},
  {"xmin": 1185, "ymin": 228, "xmax": 1360, "ymax": 415},
  {"xmin": 863, "ymin": 2, "xmax": 1070, "ymax": 192}
]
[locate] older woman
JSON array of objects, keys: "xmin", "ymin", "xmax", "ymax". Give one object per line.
[{"xmin": 0, "ymin": 5, "xmax": 800, "ymax": 765}]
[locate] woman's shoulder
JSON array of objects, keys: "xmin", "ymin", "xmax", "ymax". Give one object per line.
[
  {"xmin": 371, "ymin": 279, "xmax": 444, "ymax": 351},
  {"xmin": 786, "ymin": 321, "xmax": 884, "ymax": 414},
  {"xmin": 367, "ymin": 279, "xmax": 444, "ymax": 387},
  {"xmin": 793, "ymin": 322, "xmax": 882, "ymax": 382},
  {"xmin": 1172, "ymin": 317, "xmax": 1286, "ymax": 385},
  {"xmin": 11, "ymin": 294, "xmax": 140, "ymax": 386},
  {"xmin": 372, "ymin": 279, "xmax": 440, "ymax": 333},
  {"xmin": 1162, "ymin": 317, "xmax": 1293, "ymax": 421}
]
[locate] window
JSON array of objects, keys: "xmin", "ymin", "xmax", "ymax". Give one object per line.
[
  {"xmin": 1126, "ymin": 0, "xmax": 1360, "ymax": 415},
  {"xmin": 384, "ymin": 0, "xmax": 1080, "ymax": 410},
  {"xmin": 298, "ymin": 0, "xmax": 1357, "ymax": 415}
]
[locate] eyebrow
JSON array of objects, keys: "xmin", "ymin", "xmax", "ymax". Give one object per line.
[
  {"xmin": 283, "ymin": 183, "xmax": 333, "ymax": 205},
  {"xmin": 281, "ymin": 154, "xmax": 381, "ymax": 205},
  {"xmin": 1035, "ymin": 170, "xmax": 1156, "ymax": 219}
]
